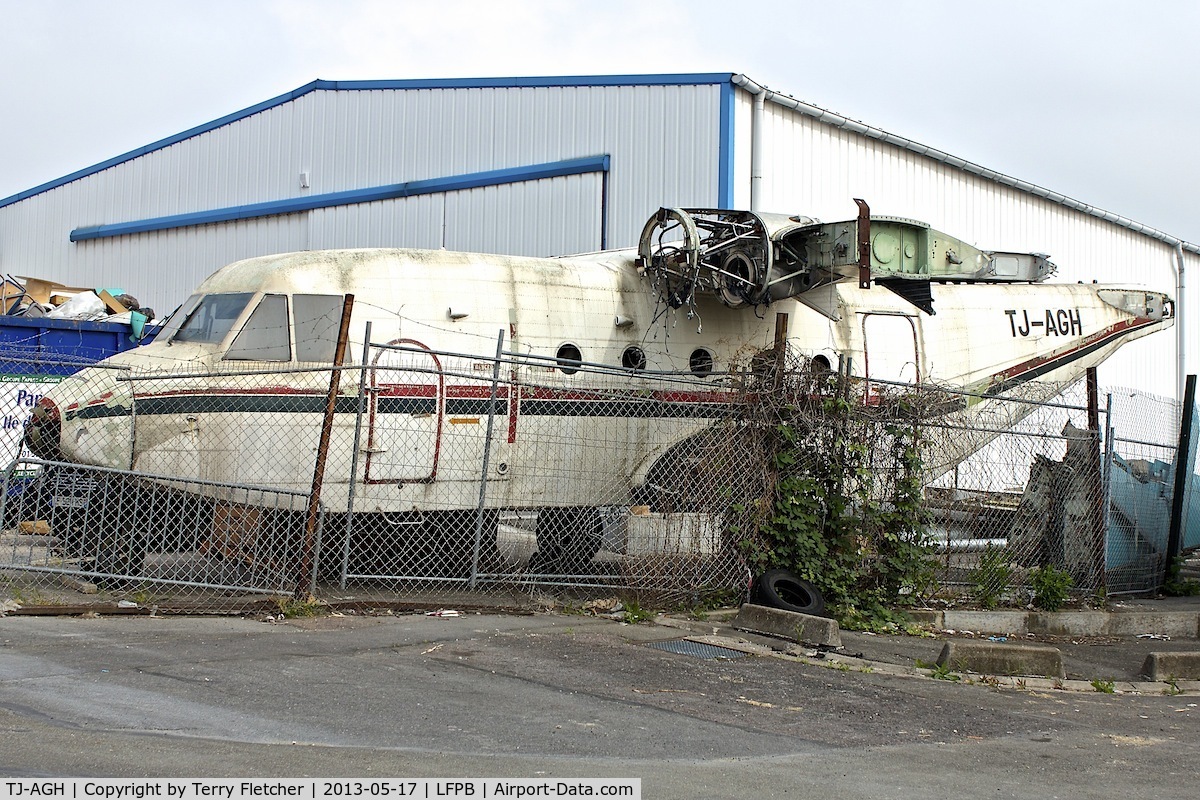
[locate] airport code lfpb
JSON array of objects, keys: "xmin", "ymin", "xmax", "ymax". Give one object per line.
[{"xmin": 0, "ymin": 781, "xmax": 641, "ymax": 800}]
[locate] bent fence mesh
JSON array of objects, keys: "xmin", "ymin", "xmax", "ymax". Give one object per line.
[{"xmin": 0, "ymin": 340, "xmax": 1194, "ymax": 613}]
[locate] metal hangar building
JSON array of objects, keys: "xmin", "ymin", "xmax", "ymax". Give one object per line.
[{"xmin": 0, "ymin": 72, "xmax": 1192, "ymax": 398}]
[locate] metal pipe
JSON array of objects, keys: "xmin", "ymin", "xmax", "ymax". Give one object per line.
[
  {"xmin": 340, "ymin": 321, "xmax": 372, "ymax": 590},
  {"xmin": 1174, "ymin": 241, "xmax": 1187, "ymax": 403},
  {"xmin": 6, "ymin": 563, "xmax": 294, "ymax": 596},
  {"xmin": 1102, "ymin": 393, "xmax": 1114, "ymax": 577},
  {"xmin": 751, "ymin": 89, "xmax": 765, "ymax": 210},
  {"xmin": 468, "ymin": 329, "xmax": 505, "ymax": 589}
]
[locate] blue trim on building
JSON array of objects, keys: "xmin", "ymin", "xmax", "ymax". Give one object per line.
[
  {"xmin": 2, "ymin": 74, "xmax": 733, "ymax": 211},
  {"xmin": 717, "ymin": 81, "xmax": 736, "ymax": 208},
  {"xmin": 70, "ymin": 156, "xmax": 611, "ymax": 242},
  {"xmin": 0, "ymin": 81, "xmax": 327, "ymax": 211}
]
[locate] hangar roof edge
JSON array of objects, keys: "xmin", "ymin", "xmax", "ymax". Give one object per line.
[
  {"xmin": 0, "ymin": 73, "xmax": 734, "ymax": 211},
  {"xmin": 2, "ymin": 72, "xmax": 1195, "ymax": 254}
]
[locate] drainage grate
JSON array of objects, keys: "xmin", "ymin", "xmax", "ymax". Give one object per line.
[{"xmin": 646, "ymin": 639, "xmax": 749, "ymax": 660}]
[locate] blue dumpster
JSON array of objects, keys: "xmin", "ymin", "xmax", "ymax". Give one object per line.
[{"xmin": 0, "ymin": 316, "xmax": 157, "ymax": 474}]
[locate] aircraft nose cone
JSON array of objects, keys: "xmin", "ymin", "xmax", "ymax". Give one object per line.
[{"xmin": 25, "ymin": 398, "xmax": 61, "ymax": 460}]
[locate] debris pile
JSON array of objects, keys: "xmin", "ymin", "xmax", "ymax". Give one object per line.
[{"xmin": 0, "ymin": 275, "xmax": 156, "ymax": 332}]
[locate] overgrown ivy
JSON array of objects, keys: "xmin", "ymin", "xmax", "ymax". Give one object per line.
[{"xmin": 732, "ymin": 361, "xmax": 937, "ymax": 631}]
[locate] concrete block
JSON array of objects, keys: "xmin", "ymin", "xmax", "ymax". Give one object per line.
[
  {"xmin": 904, "ymin": 610, "xmax": 943, "ymax": 626},
  {"xmin": 937, "ymin": 639, "xmax": 1064, "ymax": 678},
  {"xmin": 1141, "ymin": 651, "xmax": 1200, "ymax": 681},
  {"xmin": 732, "ymin": 603, "xmax": 841, "ymax": 648},
  {"xmin": 942, "ymin": 610, "xmax": 1028, "ymax": 636},
  {"xmin": 1031, "ymin": 611, "xmax": 1200, "ymax": 639}
]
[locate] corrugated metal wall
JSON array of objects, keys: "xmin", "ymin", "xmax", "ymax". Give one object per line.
[
  {"xmin": 731, "ymin": 90, "xmax": 1191, "ymax": 399},
  {"xmin": 0, "ymin": 77, "xmax": 1190, "ymax": 398},
  {"xmin": 0, "ymin": 83, "xmax": 721, "ymax": 311}
]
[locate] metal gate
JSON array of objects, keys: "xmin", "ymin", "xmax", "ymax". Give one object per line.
[{"xmin": 0, "ymin": 458, "xmax": 318, "ymax": 607}]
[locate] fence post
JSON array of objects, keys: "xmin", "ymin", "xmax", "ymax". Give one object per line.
[
  {"xmin": 468, "ymin": 329, "xmax": 505, "ymax": 590},
  {"xmin": 1101, "ymin": 393, "xmax": 1115, "ymax": 582},
  {"xmin": 772, "ymin": 312, "xmax": 789, "ymax": 391},
  {"xmin": 0, "ymin": 459, "xmax": 15, "ymax": 535},
  {"xmin": 340, "ymin": 321, "xmax": 373, "ymax": 590},
  {"xmin": 1085, "ymin": 367, "xmax": 1105, "ymax": 590},
  {"xmin": 126, "ymin": 367, "xmax": 138, "ymax": 471},
  {"xmin": 295, "ymin": 294, "xmax": 354, "ymax": 600},
  {"xmin": 1165, "ymin": 374, "xmax": 1198, "ymax": 585}
]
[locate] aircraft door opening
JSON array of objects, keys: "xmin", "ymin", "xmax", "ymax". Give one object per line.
[
  {"xmin": 862, "ymin": 312, "xmax": 920, "ymax": 401},
  {"xmin": 365, "ymin": 340, "xmax": 442, "ymax": 483}
]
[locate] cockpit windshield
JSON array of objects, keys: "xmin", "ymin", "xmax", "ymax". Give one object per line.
[{"xmin": 170, "ymin": 293, "xmax": 254, "ymax": 344}]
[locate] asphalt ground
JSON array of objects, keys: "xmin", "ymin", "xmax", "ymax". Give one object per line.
[{"xmin": 0, "ymin": 606, "xmax": 1199, "ymax": 798}]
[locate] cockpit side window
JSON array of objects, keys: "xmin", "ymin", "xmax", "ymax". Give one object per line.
[
  {"xmin": 158, "ymin": 294, "xmax": 202, "ymax": 340},
  {"xmin": 225, "ymin": 294, "xmax": 291, "ymax": 361},
  {"xmin": 172, "ymin": 293, "xmax": 254, "ymax": 345},
  {"xmin": 294, "ymin": 294, "xmax": 343, "ymax": 363}
]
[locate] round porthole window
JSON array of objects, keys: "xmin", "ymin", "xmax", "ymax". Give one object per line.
[
  {"xmin": 622, "ymin": 346, "xmax": 647, "ymax": 371},
  {"xmin": 689, "ymin": 348, "xmax": 714, "ymax": 377},
  {"xmin": 556, "ymin": 343, "xmax": 583, "ymax": 375}
]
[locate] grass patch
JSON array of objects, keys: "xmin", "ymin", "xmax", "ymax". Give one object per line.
[
  {"xmin": 916, "ymin": 658, "xmax": 961, "ymax": 681},
  {"xmin": 276, "ymin": 596, "xmax": 326, "ymax": 618}
]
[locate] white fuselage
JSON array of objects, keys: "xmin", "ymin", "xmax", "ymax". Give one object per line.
[{"xmin": 32, "ymin": 247, "xmax": 1172, "ymax": 513}]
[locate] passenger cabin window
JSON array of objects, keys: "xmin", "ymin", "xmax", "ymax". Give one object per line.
[
  {"xmin": 172, "ymin": 293, "xmax": 254, "ymax": 344},
  {"xmin": 689, "ymin": 348, "xmax": 714, "ymax": 377},
  {"xmin": 294, "ymin": 295, "xmax": 343, "ymax": 362},
  {"xmin": 556, "ymin": 343, "xmax": 583, "ymax": 375},
  {"xmin": 225, "ymin": 294, "xmax": 291, "ymax": 361}
]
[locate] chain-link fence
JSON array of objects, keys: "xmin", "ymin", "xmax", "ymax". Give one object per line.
[
  {"xmin": 0, "ymin": 336, "xmax": 1195, "ymax": 614},
  {"xmin": 923, "ymin": 381, "xmax": 1195, "ymax": 603}
]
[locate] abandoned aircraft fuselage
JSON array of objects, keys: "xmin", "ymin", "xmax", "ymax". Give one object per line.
[{"xmin": 26, "ymin": 207, "xmax": 1174, "ymax": 518}]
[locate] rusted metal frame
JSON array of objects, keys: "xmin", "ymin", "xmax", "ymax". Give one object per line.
[
  {"xmin": 295, "ymin": 293, "xmax": 355, "ymax": 599},
  {"xmin": 701, "ymin": 261, "xmax": 758, "ymax": 288},
  {"xmin": 1086, "ymin": 368, "xmax": 1100, "ymax": 431},
  {"xmin": 855, "ymin": 198, "xmax": 871, "ymax": 289},
  {"xmin": 772, "ymin": 312, "xmax": 789, "ymax": 392},
  {"xmin": 696, "ymin": 234, "xmax": 759, "ymax": 258}
]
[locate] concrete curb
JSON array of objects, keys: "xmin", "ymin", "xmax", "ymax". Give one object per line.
[
  {"xmin": 794, "ymin": 648, "xmax": 1200, "ymax": 695},
  {"xmin": 731, "ymin": 603, "xmax": 842, "ymax": 648},
  {"xmin": 908, "ymin": 609, "xmax": 1200, "ymax": 639},
  {"xmin": 1142, "ymin": 651, "xmax": 1200, "ymax": 681},
  {"xmin": 652, "ymin": 616, "xmax": 1200, "ymax": 695},
  {"xmin": 937, "ymin": 639, "xmax": 1065, "ymax": 679}
]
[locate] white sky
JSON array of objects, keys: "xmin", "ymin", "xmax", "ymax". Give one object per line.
[{"xmin": 1, "ymin": 0, "xmax": 1197, "ymax": 243}]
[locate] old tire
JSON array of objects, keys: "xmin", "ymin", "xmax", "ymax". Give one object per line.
[{"xmin": 751, "ymin": 568, "xmax": 826, "ymax": 617}]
